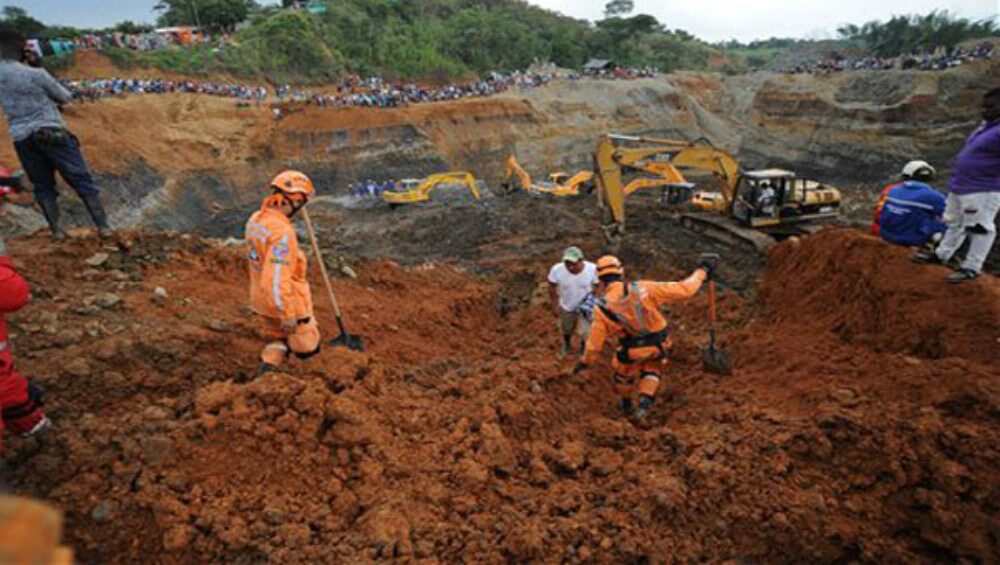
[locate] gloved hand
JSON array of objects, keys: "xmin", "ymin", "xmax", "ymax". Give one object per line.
[
  {"xmin": 697, "ymin": 253, "xmax": 720, "ymax": 277},
  {"xmin": 572, "ymin": 360, "xmax": 588, "ymax": 375},
  {"xmin": 280, "ymin": 318, "xmax": 299, "ymax": 334}
]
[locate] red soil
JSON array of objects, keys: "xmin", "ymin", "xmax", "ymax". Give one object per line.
[{"xmin": 1, "ymin": 228, "xmax": 996, "ymax": 563}]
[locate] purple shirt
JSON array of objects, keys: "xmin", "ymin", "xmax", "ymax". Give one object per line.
[{"xmin": 949, "ymin": 119, "xmax": 1000, "ymax": 194}]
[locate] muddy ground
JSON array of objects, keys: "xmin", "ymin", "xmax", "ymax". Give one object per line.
[{"xmin": 1, "ymin": 185, "xmax": 997, "ymax": 564}]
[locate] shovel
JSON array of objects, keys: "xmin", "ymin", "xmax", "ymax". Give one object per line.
[
  {"xmin": 301, "ymin": 208, "xmax": 365, "ymax": 351},
  {"xmin": 702, "ymin": 274, "xmax": 732, "ymax": 376}
]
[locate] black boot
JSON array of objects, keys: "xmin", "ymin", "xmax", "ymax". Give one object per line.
[
  {"xmin": 634, "ymin": 395, "xmax": 654, "ymax": 420},
  {"xmin": 35, "ymin": 196, "xmax": 67, "ymax": 241},
  {"xmin": 619, "ymin": 397, "xmax": 634, "ymax": 416},
  {"xmin": 80, "ymin": 192, "xmax": 113, "ymax": 237}
]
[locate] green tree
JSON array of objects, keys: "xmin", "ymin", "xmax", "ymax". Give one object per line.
[
  {"xmin": 604, "ymin": 0, "xmax": 634, "ymax": 18},
  {"xmin": 837, "ymin": 10, "xmax": 998, "ymax": 56},
  {"xmin": 154, "ymin": 0, "xmax": 257, "ymax": 32},
  {"xmin": 0, "ymin": 6, "xmax": 45, "ymax": 36}
]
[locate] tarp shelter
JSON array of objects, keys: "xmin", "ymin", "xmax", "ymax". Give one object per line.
[{"xmin": 583, "ymin": 59, "xmax": 615, "ymax": 74}]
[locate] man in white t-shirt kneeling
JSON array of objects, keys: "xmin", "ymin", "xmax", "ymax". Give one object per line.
[{"xmin": 548, "ymin": 246, "xmax": 598, "ymax": 356}]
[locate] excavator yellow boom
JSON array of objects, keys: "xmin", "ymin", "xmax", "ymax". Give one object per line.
[
  {"xmin": 505, "ymin": 154, "xmax": 593, "ymax": 196},
  {"xmin": 594, "ymin": 133, "xmax": 841, "ymax": 251},
  {"xmin": 381, "ymin": 172, "xmax": 480, "ymax": 204}
]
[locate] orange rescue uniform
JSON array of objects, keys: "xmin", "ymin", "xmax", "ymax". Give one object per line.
[
  {"xmin": 583, "ymin": 270, "xmax": 706, "ymax": 399},
  {"xmin": 245, "ymin": 206, "xmax": 320, "ymax": 367}
]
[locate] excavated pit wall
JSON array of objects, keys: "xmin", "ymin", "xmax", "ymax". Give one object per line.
[{"xmin": 0, "ymin": 58, "xmax": 996, "ymax": 236}]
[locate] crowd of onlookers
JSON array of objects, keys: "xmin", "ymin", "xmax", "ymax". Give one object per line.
[
  {"xmin": 782, "ymin": 42, "xmax": 995, "ymax": 74},
  {"xmin": 62, "ymin": 78, "xmax": 267, "ymax": 103},
  {"xmin": 277, "ymin": 70, "xmax": 553, "ymax": 108},
  {"xmin": 582, "ymin": 66, "xmax": 658, "ymax": 80},
  {"xmin": 349, "ymin": 179, "xmax": 401, "ymax": 198},
  {"xmin": 59, "ymin": 69, "xmax": 558, "ymax": 109}
]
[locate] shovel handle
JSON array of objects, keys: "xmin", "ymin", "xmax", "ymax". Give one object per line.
[
  {"xmin": 301, "ymin": 208, "xmax": 344, "ymax": 318},
  {"xmin": 708, "ymin": 279, "xmax": 717, "ymax": 326}
]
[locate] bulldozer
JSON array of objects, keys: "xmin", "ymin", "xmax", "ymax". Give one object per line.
[
  {"xmin": 594, "ymin": 134, "xmax": 842, "ymax": 252},
  {"xmin": 503, "ymin": 155, "xmax": 594, "ymax": 197},
  {"xmin": 381, "ymin": 172, "xmax": 480, "ymax": 205}
]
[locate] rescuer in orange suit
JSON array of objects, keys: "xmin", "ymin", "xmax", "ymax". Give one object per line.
[
  {"xmin": 246, "ymin": 170, "xmax": 321, "ymax": 376},
  {"xmin": 573, "ymin": 254, "xmax": 717, "ymax": 420}
]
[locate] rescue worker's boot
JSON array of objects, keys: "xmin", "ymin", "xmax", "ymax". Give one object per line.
[
  {"xmin": 36, "ymin": 196, "xmax": 67, "ymax": 241},
  {"xmin": 619, "ymin": 397, "xmax": 634, "ymax": 416},
  {"xmin": 80, "ymin": 192, "xmax": 113, "ymax": 238},
  {"xmin": 257, "ymin": 363, "xmax": 279, "ymax": 377},
  {"xmin": 633, "ymin": 395, "xmax": 654, "ymax": 421}
]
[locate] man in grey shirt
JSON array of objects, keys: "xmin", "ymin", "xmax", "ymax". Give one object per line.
[{"xmin": 0, "ymin": 32, "xmax": 112, "ymax": 239}]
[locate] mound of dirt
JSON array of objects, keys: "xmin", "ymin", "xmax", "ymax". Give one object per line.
[
  {"xmin": 761, "ymin": 229, "xmax": 1000, "ymax": 363},
  {"xmin": 2, "ymin": 228, "xmax": 997, "ymax": 563}
]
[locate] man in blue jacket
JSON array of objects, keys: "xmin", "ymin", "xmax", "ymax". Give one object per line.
[{"xmin": 876, "ymin": 160, "xmax": 946, "ymax": 248}]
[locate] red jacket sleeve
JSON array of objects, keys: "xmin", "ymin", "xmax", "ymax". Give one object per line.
[{"xmin": 0, "ymin": 257, "xmax": 30, "ymax": 314}]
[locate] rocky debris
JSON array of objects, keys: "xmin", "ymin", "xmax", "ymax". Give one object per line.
[
  {"xmin": 2, "ymin": 228, "xmax": 997, "ymax": 565},
  {"xmin": 152, "ymin": 287, "xmax": 168, "ymax": 305},
  {"xmin": 84, "ymin": 253, "xmax": 110, "ymax": 267}
]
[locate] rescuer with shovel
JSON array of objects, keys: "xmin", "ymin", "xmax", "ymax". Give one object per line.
[
  {"xmin": 246, "ymin": 170, "xmax": 364, "ymax": 376},
  {"xmin": 246, "ymin": 171, "xmax": 325, "ymax": 376},
  {"xmin": 573, "ymin": 254, "xmax": 718, "ymax": 420}
]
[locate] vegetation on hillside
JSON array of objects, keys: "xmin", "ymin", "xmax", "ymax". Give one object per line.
[
  {"xmin": 8, "ymin": 2, "xmax": 998, "ymax": 81},
  {"xmin": 837, "ymin": 11, "xmax": 998, "ymax": 56}
]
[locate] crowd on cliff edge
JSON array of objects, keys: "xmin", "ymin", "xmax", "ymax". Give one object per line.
[{"xmin": 783, "ymin": 42, "xmax": 994, "ymax": 74}]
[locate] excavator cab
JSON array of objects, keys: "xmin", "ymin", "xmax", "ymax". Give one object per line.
[{"xmin": 734, "ymin": 170, "xmax": 841, "ymax": 228}]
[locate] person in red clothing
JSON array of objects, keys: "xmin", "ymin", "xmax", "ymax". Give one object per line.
[{"xmin": 0, "ymin": 224, "xmax": 50, "ymax": 446}]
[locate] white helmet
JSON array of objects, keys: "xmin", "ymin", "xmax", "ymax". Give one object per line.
[{"xmin": 902, "ymin": 160, "xmax": 935, "ymax": 179}]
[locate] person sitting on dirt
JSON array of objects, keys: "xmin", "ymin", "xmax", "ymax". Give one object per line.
[
  {"xmin": 0, "ymin": 225, "xmax": 52, "ymax": 445},
  {"xmin": 548, "ymin": 246, "xmax": 598, "ymax": 357},
  {"xmin": 245, "ymin": 171, "xmax": 322, "ymax": 376},
  {"xmin": 0, "ymin": 31, "xmax": 114, "ymax": 241},
  {"xmin": 573, "ymin": 254, "xmax": 716, "ymax": 421},
  {"xmin": 913, "ymin": 88, "xmax": 1000, "ymax": 282},
  {"xmin": 872, "ymin": 160, "xmax": 946, "ymax": 248}
]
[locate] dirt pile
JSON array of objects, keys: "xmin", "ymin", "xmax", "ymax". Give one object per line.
[
  {"xmin": 1, "ymin": 228, "xmax": 996, "ymax": 563},
  {"xmin": 762, "ymin": 229, "xmax": 1000, "ymax": 363}
]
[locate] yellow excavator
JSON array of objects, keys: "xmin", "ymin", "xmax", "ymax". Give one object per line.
[
  {"xmin": 381, "ymin": 172, "xmax": 480, "ymax": 205},
  {"xmin": 503, "ymin": 155, "xmax": 594, "ymax": 197},
  {"xmin": 594, "ymin": 134, "xmax": 842, "ymax": 252}
]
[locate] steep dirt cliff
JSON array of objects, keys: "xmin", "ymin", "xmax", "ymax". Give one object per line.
[{"xmin": 2, "ymin": 58, "xmax": 996, "ymax": 236}]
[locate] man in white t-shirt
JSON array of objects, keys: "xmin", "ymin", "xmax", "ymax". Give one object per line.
[{"xmin": 548, "ymin": 246, "xmax": 598, "ymax": 356}]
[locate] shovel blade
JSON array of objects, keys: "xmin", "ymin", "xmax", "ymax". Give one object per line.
[
  {"xmin": 330, "ymin": 333, "xmax": 365, "ymax": 352},
  {"xmin": 702, "ymin": 345, "xmax": 732, "ymax": 376}
]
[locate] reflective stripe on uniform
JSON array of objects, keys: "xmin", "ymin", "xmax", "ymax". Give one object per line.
[
  {"xmin": 247, "ymin": 220, "xmax": 272, "ymax": 237},
  {"xmin": 886, "ymin": 196, "xmax": 935, "ymax": 211},
  {"xmin": 272, "ymin": 234, "xmax": 288, "ymax": 312},
  {"xmin": 0, "ymin": 341, "xmax": 6, "ymax": 353},
  {"xmin": 264, "ymin": 343, "xmax": 289, "ymax": 353}
]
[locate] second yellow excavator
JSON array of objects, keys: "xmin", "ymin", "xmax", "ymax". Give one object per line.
[
  {"xmin": 503, "ymin": 155, "xmax": 594, "ymax": 197},
  {"xmin": 594, "ymin": 134, "xmax": 842, "ymax": 252},
  {"xmin": 381, "ymin": 172, "xmax": 480, "ymax": 205}
]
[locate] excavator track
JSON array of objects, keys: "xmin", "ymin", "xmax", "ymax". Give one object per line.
[{"xmin": 679, "ymin": 212, "xmax": 778, "ymax": 254}]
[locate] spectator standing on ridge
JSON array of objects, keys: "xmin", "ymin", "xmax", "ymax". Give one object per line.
[
  {"xmin": 0, "ymin": 31, "xmax": 113, "ymax": 240},
  {"xmin": 913, "ymin": 88, "xmax": 1000, "ymax": 282}
]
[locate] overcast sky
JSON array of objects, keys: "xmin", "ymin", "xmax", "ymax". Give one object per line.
[{"xmin": 11, "ymin": 0, "xmax": 999, "ymax": 42}]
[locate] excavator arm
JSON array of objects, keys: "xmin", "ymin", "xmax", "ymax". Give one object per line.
[
  {"xmin": 503, "ymin": 155, "xmax": 533, "ymax": 193},
  {"xmin": 382, "ymin": 172, "xmax": 479, "ymax": 204},
  {"xmin": 595, "ymin": 134, "xmax": 742, "ymax": 233}
]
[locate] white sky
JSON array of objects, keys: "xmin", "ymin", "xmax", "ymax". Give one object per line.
[
  {"xmin": 13, "ymin": 0, "xmax": 1000, "ymax": 43},
  {"xmin": 533, "ymin": 0, "xmax": 999, "ymax": 42}
]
